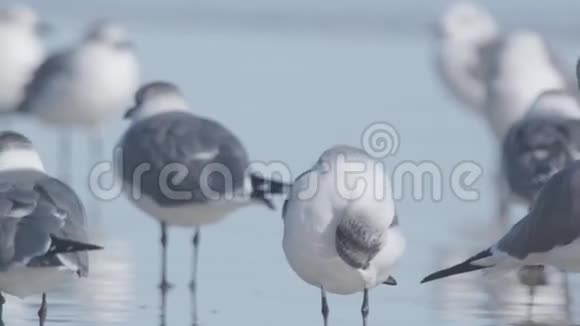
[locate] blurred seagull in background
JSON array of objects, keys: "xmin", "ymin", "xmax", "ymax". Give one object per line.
[
  {"xmin": 282, "ymin": 145, "xmax": 405, "ymax": 326},
  {"xmin": 502, "ymin": 90, "xmax": 580, "ymax": 210},
  {"xmin": 434, "ymin": 3, "xmax": 574, "ymax": 142},
  {"xmin": 500, "ymin": 91, "xmax": 580, "ymax": 303},
  {"xmin": 433, "ymin": 1, "xmax": 500, "ymax": 113},
  {"xmin": 483, "ymin": 30, "xmax": 574, "ymax": 141},
  {"xmin": 421, "ymin": 161, "xmax": 580, "ymax": 293},
  {"xmin": 0, "ymin": 131, "xmax": 102, "ymax": 326},
  {"xmin": 18, "ymin": 20, "xmax": 140, "ymax": 183},
  {"xmin": 0, "ymin": 5, "xmax": 46, "ymax": 115},
  {"xmin": 117, "ymin": 81, "xmax": 289, "ymax": 325}
]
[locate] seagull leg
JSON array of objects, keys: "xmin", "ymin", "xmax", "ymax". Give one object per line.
[
  {"xmin": 320, "ymin": 287, "xmax": 329, "ymax": 326},
  {"xmin": 189, "ymin": 227, "xmax": 201, "ymax": 326},
  {"xmin": 159, "ymin": 222, "xmax": 173, "ymax": 291},
  {"xmin": 160, "ymin": 283, "xmax": 168, "ymax": 326},
  {"xmin": 38, "ymin": 293, "xmax": 47, "ymax": 326},
  {"xmin": 361, "ymin": 289, "xmax": 369, "ymax": 326},
  {"xmin": 58, "ymin": 131, "xmax": 73, "ymax": 185},
  {"xmin": 528, "ymin": 285, "xmax": 536, "ymax": 306}
]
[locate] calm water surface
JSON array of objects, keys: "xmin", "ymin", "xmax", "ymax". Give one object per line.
[{"xmin": 5, "ymin": 0, "xmax": 580, "ymax": 325}]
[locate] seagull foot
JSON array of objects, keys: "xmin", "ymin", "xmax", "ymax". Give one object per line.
[{"xmin": 159, "ymin": 281, "xmax": 174, "ymax": 293}]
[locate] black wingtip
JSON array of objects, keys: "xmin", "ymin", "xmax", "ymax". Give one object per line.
[
  {"xmin": 383, "ymin": 276, "xmax": 397, "ymax": 286},
  {"xmin": 47, "ymin": 236, "xmax": 104, "ymax": 255},
  {"xmin": 421, "ymin": 248, "xmax": 493, "ymax": 284},
  {"xmin": 250, "ymin": 174, "xmax": 290, "ymax": 210},
  {"xmin": 250, "ymin": 174, "xmax": 291, "ymax": 195}
]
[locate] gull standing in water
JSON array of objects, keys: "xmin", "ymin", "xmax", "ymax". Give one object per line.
[
  {"xmin": 433, "ymin": 1, "xmax": 499, "ymax": 113},
  {"xmin": 0, "ymin": 5, "xmax": 46, "ymax": 115},
  {"xmin": 421, "ymin": 160, "xmax": 580, "ymax": 289},
  {"xmin": 18, "ymin": 20, "xmax": 140, "ymax": 183},
  {"xmin": 117, "ymin": 81, "xmax": 289, "ymax": 325},
  {"xmin": 282, "ymin": 146, "xmax": 405, "ymax": 326},
  {"xmin": 0, "ymin": 131, "xmax": 102, "ymax": 326},
  {"xmin": 477, "ymin": 30, "xmax": 573, "ymax": 224}
]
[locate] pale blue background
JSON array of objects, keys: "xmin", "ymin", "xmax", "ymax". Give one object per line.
[{"xmin": 3, "ymin": 1, "xmax": 580, "ymax": 325}]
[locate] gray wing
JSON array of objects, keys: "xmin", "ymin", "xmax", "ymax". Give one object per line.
[
  {"xmin": 18, "ymin": 50, "xmax": 74, "ymax": 113},
  {"xmin": 120, "ymin": 111, "xmax": 250, "ymax": 206},
  {"xmin": 28, "ymin": 177, "xmax": 91, "ymax": 275},
  {"xmin": 497, "ymin": 165, "xmax": 580, "ymax": 259},
  {"xmin": 502, "ymin": 117, "xmax": 575, "ymax": 203},
  {"xmin": 0, "ymin": 185, "xmax": 39, "ymax": 267},
  {"xmin": 0, "ymin": 180, "xmax": 77, "ymax": 271},
  {"xmin": 335, "ymin": 210, "xmax": 387, "ymax": 270}
]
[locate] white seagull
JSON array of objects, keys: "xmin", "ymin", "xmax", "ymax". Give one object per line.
[
  {"xmin": 483, "ymin": 30, "xmax": 573, "ymax": 141},
  {"xmin": 0, "ymin": 131, "xmax": 102, "ymax": 326},
  {"xmin": 117, "ymin": 81, "xmax": 289, "ymax": 325},
  {"xmin": 433, "ymin": 1, "xmax": 500, "ymax": 113},
  {"xmin": 0, "ymin": 4, "xmax": 46, "ymax": 114},
  {"xmin": 19, "ymin": 20, "xmax": 140, "ymax": 182},
  {"xmin": 282, "ymin": 145, "xmax": 405, "ymax": 326},
  {"xmin": 421, "ymin": 160, "xmax": 580, "ymax": 288}
]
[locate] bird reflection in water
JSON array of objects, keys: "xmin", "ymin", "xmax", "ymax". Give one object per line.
[{"xmin": 428, "ymin": 219, "xmax": 573, "ymax": 326}]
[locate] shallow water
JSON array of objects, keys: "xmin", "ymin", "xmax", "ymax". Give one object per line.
[{"xmin": 4, "ymin": 0, "xmax": 580, "ymax": 325}]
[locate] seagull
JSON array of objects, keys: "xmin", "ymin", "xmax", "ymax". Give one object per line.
[
  {"xmin": 282, "ymin": 145, "xmax": 405, "ymax": 326},
  {"xmin": 499, "ymin": 91, "xmax": 580, "ymax": 304},
  {"xmin": 0, "ymin": 131, "xmax": 102, "ymax": 326},
  {"xmin": 421, "ymin": 160, "xmax": 580, "ymax": 288},
  {"xmin": 483, "ymin": 30, "xmax": 573, "ymax": 141},
  {"xmin": 433, "ymin": 1, "xmax": 500, "ymax": 113},
  {"xmin": 0, "ymin": 4, "xmax": 46, "ymax": 114},
  {"xmin": 502, "ymin": 90, "xmax": 580, "ymax": 209},
  {"xmin": 117, "ymin": 81, "xmax": 289, "ymax": 325},
  {"xmin": 18, "ymin": 20, "xmax": 140, "ymax": 183}
]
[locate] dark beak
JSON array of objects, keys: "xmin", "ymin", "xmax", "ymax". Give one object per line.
[
  {"xmin": 124, "ymin": 106, "xmax": 137, "ymax": 119},
  {"xmin": 36, "ymin": 21, "xmax": 52, "ymax": 37},
  {"xmin": 383, "ymin": 276, "xmax": 398, "ymax": 286}
]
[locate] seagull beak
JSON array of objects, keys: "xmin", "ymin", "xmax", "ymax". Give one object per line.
[
  {"xmin": 383, "ymin": 276, "xmax": 398, "ymax": 286},
  {"xmin": 124, "ymin": 106, "xmax": 137, "ymax": 119}
]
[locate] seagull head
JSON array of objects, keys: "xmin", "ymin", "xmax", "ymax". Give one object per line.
[
  {"xmin": 124, "ymin": 81, "xmax": 190, "ymax": 122},
  {"xmin": 316, "ymin": 145, "xmax": 394, "ymax": 210},
  {"xmin": 0, "ymin": 5, "xmax": 51, "ymax": 36},
  {"xmin": 0, "ymin": 131, "xmax": 44, "ymax": 172},
  {"xmin": 507, "ymin": 118, "xmax": 574, "ymax": 200},
  {"xmin": 434, "ymin": 2, "xmax": 498, "ymax": 44},
  {"xmin": 85, "ymin": 20, "xmax": 133, "ymax": 49}
]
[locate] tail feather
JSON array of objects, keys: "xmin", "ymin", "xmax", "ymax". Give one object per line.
[
  {"xmin": 47, "ymin": 235, "xmax": 103, "ymax": 255},
  {"xmin": 250, "ymin": 174, "xmax": 291, "ymax": 209},
  {"xmin": 421, "ymin": 248, "xmax": 493, "ymax": 284}
]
